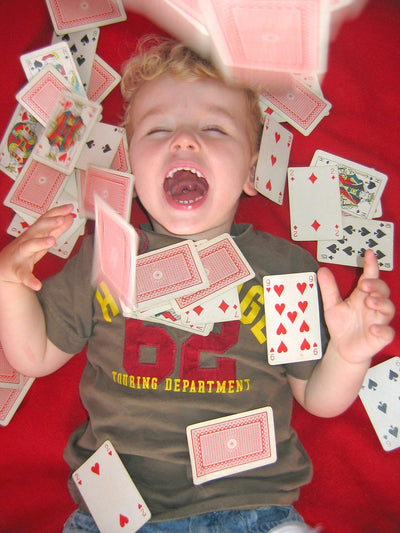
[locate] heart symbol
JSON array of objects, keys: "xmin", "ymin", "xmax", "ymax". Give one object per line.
[
  {"xmin": 275, "ymin": 303, "xmax": 285, "ymax": 315},
  {"xmin": 91, "ymin": 463, "xmax": 100, "ymax": 475},
  {"xmin": 274, "ymin": 284, "xmax": 284, "ymax": 297},
  {"xmin": 299, "ymin": 320, "xmax": 309, "ymax": 332},
  {"xmin": 120, "ymin": 514, "xmax": 129, "ymax": 527},
  {"xmin": 287, "ymin": 311, "xmax": 297, "ymax": 323},
  {"xmin": 278, "ymin": 341, "xmax": 287, "ymax": 353},
  {"xmin": 274, "ymin": 132, "xmax": 280, "ymax": 143},
  {"xmin": 298, "ymin": 301, "xmax": 308, "ymax": 313},
  {"xmin": 297, "ymin": 282, "xmax": 306, "ymax": 295},
  {"xmin": 58, "ymin": 152, "xmax": 68, "ymax": 162},
  {"xmin": 22, "ymin": 112, "xmax": 29, "ymax": 121},
  {"xmin": 300, "ymin": 338, "xmax": 310, "ymax": 350},
  {"xmin": 276, "ymin": 323, "xmax": 287, "ymax": 335},
  {"xmin": 271, "ymin": 155, "xmax": 277, "ymax": 166},
  {"xmin": 266, "ymin": 179, "xmax": 272, "ymax": 191}
]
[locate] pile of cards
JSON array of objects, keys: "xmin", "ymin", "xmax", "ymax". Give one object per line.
[
  {"xmin": 0, "ymin": 343, "xmax": 34, "ymax": 426},
  {"xmin": 0, "ymin": 0, "xmax": 132, "ymax": 259},
  {"xmin": 359, "ymin": 356, "xmax": 400, "ymax": 452},
  {"xmin": 131, "ymin": 0, "xmax": 359, "ymax": 88}
]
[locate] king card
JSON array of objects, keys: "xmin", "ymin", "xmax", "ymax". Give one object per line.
[
  {"xmin": 255, "ymin": 116, "xmax": 293, "ymax": 205},
  {"xmin": 359, "ymin": 357, "xmax": 400, "ymax": 451},
  {"xmin": 288, "ymin": 165, "xmax": 342, "ymax": 241},
  {"xmin": 73, "ymin": 440, "xmax": 151, "ymax": 533},
  {"xmin": 186, "ymin": 406, "xmax": 277, "ymax": 485},
  {"xmin": 263, "ymin": 272, "xmax": 322, "ymax": 365}
]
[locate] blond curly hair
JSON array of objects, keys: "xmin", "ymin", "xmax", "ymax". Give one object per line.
[{"xmin": 121, "ymin": 36, "xmax": 262, "ymax": 151}]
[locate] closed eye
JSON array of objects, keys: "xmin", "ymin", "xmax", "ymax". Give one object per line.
[{"xmin": 202, "ymin": 125, "xmax": 227, "ymax": 135}]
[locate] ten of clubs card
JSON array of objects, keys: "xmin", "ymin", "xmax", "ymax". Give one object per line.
[
  {"xmin": 73, "ymin": 440, "xmax": 151, "ymax": 532},
  {"xmin": 263, "ymin": 272, "xmax": 322, "ymax": 365}
]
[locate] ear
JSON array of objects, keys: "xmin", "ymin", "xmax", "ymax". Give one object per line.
[{"xmin": 242, "ymin": 154, "xmax": 258, "ymax": 197}]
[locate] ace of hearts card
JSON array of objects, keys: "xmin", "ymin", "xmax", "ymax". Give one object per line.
[{"xmin": 263, "ymin": 272, "xmax": 322, "ymax": 365}]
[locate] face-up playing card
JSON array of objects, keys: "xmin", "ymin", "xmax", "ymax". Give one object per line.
[
  {"xmin": 32, "ymin": 90, "xmax": 102, "ymax": 174},
  {"xmin": 20, "ymin": 41, "xmax": 85, "ymax": 96},
  {"xmin": 52, "ymin": 28, "xmax": 100, "ymax": 93},
  {"xmin": 260, "ymin": 77, "xmax": 332, "ymax": 136},
  {"xmin": 0, "ymin": 344, "xmax": 23, "ymax": 389},
  {"xmin": 86, "ymin": 54, "xmax": 122, "ymax": 103},
  {"xmin": 288, "ymin": 165, "xmax": 343, "ymax": 241},
  {"xmin": 359, "ymin": 357, "xmax": 400, "ymax": 451},
  {"xmin": 76, "ymin": 122, "xmax": 125, "ymax": 170},
  {"xmin": 201, "ymin": 0, "xmax": 329, "ymax": 81},
  {"xmin": 255, "ymin": 116, "xmax": 293, "ymax": 205},
  {"xmin": 317, "ymin": 216, "xmax": 394, "ymax": 271},
  {"xmin": 0, "ymin": 376, "xmax": 35, "ymax": 426},
  {"xmin": 46, "ymin": 0, "xmax": 126, "ymax": 35},
  {"xmin": 263, "ymin": 272, "xmax": 322, "ymax": 365},
  {"xmin": 310, "ymin": 150, "xmax": 388, "ymax": 218},
  {"xmin": 136, "ymin": 240, "xmax": 209, "ymax": 311},
  {"xmin": 0, "ymin": 104, "xmax": 44, "ymax": 180},
  {"xmin": 79, "ymin": 165, "xmax": 134, "ymax": 221},
  {"xmin": 16, "ymin": 65, "xmax": 75, "ymax": 127},
  {"xmin": 173, "ymin": 234, "xmax": 255, "ymax": 313},
  {"xmin": 186, "ymin": 406, "xmax": 277, "ymax": 485},
  {"xmin": 4, "ymin": 157, "xmax": 68, "ymax": 219},
  {"xmin": 73, "ymin": 440, "xmax": 151, "ymax": 533},
  {"xmin": 182, "ymin": 286, "xmax": 241, "ymax": 325},
  {"xmin": 93, "ymin": 196, "xmax": 138, "ymax": 309}
]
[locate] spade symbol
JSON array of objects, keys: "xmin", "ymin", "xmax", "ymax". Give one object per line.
[
  {"xmin": 366, "ymin": 238, "xmax": 378, "ymax": 248},
  {"xmin": 388, "ymin": 426, "xmax": 399, "ymax": 438},
  {"xmin": 327, "ymin": 244, "xmax": 339, "ymax": 254},
  {"xmin": 86, "ymin": 140, "xmax": 95, "ymax": 149},
  {"xmin": 343, "ymin": 246, "xmax": 355, "ymax": 256},
  {"xmin": 77, "ymin": 55, "xmax": 86, "ymax": 66},
  {"xmin": 61, "ymin": 34, "xmax": 70, "ymax": 42},
  {"xmin": 368, "ymin": 379, "xmax": 377, "ymax": 390},
  {"xmin": 81, "ymin": 34, "xmax": 89, "ymax": 45},
  {"xmin": 70, "ymin": 44, "xmax": 77, "ymax": 54},
  {"xmin": 34, "ymin": 60, "xmax": 43, "ymax": 69},
  {"xmin": 375, "ymin": 229, "xmax": 386, "ymax": 239},
  {"xmin": 343, "ymin": 225, "xmax": 355, "ymax": 235},
  {"xmin": 102, "ymin": 144, "xmax": 111, "ymax": 153},
  {"xmin": 377, "ymin": 401, "xmax": 387, "ymax": 413},
  {"xmin": 375, "ymin": 250, "xmax": 386, "ymax": 260},
  {"xmin": 389, "ymin": 370, "xmax": 398, "ymax": 381},
  {"xmin": 359, "ymin": 227, "xmax": 370, "ymax": 237},
  {"xmin": 367, "ymin": 179, "xmax": 377, "ymax": 190}
]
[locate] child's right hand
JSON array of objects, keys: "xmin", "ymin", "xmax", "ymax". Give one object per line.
[{"xmin": 0, "ymin": 204, "xmax": 75, "ymax": 291}]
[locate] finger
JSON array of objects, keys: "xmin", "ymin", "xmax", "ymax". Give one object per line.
[
  {"xmin": 369, "ymin": 323, "xmax": 395, "ymax": 346},
  {"xmin": 361, "ymin": 277, "xmax": 391, "ymax": 299},
  {"xmin": 360, "ymin": 249, "xmax": 379, "ymax": 281},
  {"xmin": 365, "ymin": 294, "xmax": 396, "ymax": 319},
  {"xmin": 317, "ymin": 267, "xmax": 342, "ymax": 312}
]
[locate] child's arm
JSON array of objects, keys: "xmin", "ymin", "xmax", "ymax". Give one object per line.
[
  {"xmin": 0, "ymin": 204, "xmax": 77, "ymax": 377},
  {"xmin": 288, "ymin": 249, "xmax": 395, "ymax": 417}
]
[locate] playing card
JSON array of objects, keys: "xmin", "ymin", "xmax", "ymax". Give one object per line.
[
  {"xmin": 93, "ymin": 196, "xmax": 138, "ymax": 309},
  {"xmin": 52, "ymin": 28, "xmax": 100, "ymax": 92},
  {"xmin": 87, "ymin": 54, "xmax": 121, "ymax": 103},
  {"xmin": 186, "ymin": 406, "xmax": 277, "ymax": 485},
  {"xmin": 110, "ymin": 130, "xmax": 131, "ymax": 173},
  {"xmin": 32, "ymin": 90, "xmax": 102, "ymax": 174},
  {"xmin": 0, "ymin": 344, "xmax": 23, "ymax": 389},
  {"xmin": 73, "ymin": 440, "xmax": 151, "ymax": 533},
  {"xmin": 310, "ymin": 150, "xmax": 388, "ymax": 218},
  {"xmin": 288, "ymin": 165, "xmax": 343, "ymax": 241},
  {"xmin": 16, "ymin": 65, "xmax": 75, "ymax": 126},
  {"xmin": 0, "ymin": 376, "xmax": 35, "ymax": 426},
  {"xmin": 359, "ymin": 357, "xmax": 400, "ymax": 451},
  {"xmin": 20, "ymin": 41, "xmax": 85, "ymax": 96},
  {"xmin": 317, "ymin": 216, "xmax": 394, "ymax": 271},
  {"xmin": 260, "ymin": 77, "xmax": 332, "ymax": 135},
  {"xmin": 4, "ymin": 157, "xmax": 68, "ymax": 219},
  {"xmin": 136, "ymin": 240, "xmax": 209, "ymax": 311},
  {"xmin": 263, "ymin": 272, "xmax": 322, "ymax": 365},
  {"xmin": 46, "ymin": 0, "xmax": 126, "ymax": 35},
  {"xmin": 76, "ymin": 122, "xmax": 125, "ymax": 170},
  {"xmin": 182, "ymin": 287, "xmax": 241, "ymax": 325},
  {"xmin": 173, "ymin": 234, "xmax": 255, "ymax": 313},
  {"xmin": 79, "ymin": 165, "xmax": 134, "ymax": 220},
  {"xmin": 255, "ymin": 116, "xmax": 293, "ymax": 205},
  {"xmin": 0, "ymin": 104, "xmax": 44, "ymax": 180},
  {"xmin": 201, "ymin": 0, "xmax": 330, "ymax": 85}
]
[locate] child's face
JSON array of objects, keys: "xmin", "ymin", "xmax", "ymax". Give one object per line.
[{"xmin": 128, "ymin": 74, "xmax": 258, "ymax": 240}]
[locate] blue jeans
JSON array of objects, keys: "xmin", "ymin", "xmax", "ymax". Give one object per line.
[{"xmin": 62, "ymin": 505, "xmax": 305, "ymax": 532}]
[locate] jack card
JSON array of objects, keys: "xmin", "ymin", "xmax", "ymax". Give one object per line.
[
  {"xmin": 288, "ymin": 165, "xmax": 342, "ymax": 241},
  {"xmin": 73, "ymin": 440, "xmax": 151, "ymax": 533},
  {"xmin": 263, "ymin": 272, "xmax": 322, "ymax": 365},
  {"xmin": 359, "ymin": 357, "xmax": 400, "ymax": 451},
  {"xmin": 255, "ymin": 116, "xmax": 293, "ymax": 205},
  {"xmin": 186, "ymin": 406, "xmax": 277, "ymax": 485}
]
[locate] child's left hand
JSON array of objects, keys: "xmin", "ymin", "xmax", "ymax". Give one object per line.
[{"xmin": 317, "ymin": 249, "xmax": 395, "ymax": 365}]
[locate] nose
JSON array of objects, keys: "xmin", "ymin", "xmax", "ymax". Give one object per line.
[{"xmin": 170, "ymin": 128, "xmax": 200, "ymax": 152}]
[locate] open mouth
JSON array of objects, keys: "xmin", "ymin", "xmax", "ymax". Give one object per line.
[{"xmin": 163, "ymin": 167, "xmax": 209, "ymax": 205}]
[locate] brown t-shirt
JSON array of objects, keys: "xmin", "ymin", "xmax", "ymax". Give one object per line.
[{"xmin": 38, "ymin": 224, "xmax": 329, "ymax": 522}]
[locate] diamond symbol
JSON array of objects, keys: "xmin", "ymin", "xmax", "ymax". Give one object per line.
[
  {"xmin": 193, "ymin": 305, "xmax": 204, "ymax": 316},
  {"xmin": 311, "ymin": 219, "xmax": 321, "ymax": 231},
  {"xmin": 218, "ymin": 300, "xmax": 229, "ymax": 313},
  {"xmin": 308, "ymin": 173, "xmax": 318, "ymax": 184}
]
